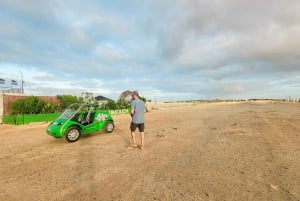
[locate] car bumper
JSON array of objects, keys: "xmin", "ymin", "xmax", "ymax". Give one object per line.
[{"xmin": 47, "ymin": 126, "xmax": 64, "ymax": 138}]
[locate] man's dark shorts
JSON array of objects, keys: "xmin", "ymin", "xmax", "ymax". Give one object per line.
[{"xmin": 130, "ymin": 122, "xmax": 145, "ymax": 132}]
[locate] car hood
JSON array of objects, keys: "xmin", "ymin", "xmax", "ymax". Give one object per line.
[{"xmin": 49, "ymin": 118, "xmax": 68, "ymax": 126}]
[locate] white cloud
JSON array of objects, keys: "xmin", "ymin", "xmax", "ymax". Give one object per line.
[{"xmin": 0, "ymin": 0, "xmax": 300, "ymax": 101}]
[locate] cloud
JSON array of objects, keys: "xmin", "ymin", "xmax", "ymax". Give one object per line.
[{"xmin": 0, "ymin": 0, "xmax": 300, "ymax": 101}]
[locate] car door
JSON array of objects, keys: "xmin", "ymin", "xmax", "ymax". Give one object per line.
[{"xmin": 81, "ymin": 112, "xmax": 99, "ymax": 133}]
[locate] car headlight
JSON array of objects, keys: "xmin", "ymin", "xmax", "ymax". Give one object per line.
[{"xmin": 53, "ymin": 121, "xmax": 64, "ymax": 126}]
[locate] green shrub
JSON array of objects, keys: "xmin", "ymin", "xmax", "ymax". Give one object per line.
[
  {"xmin": 11, "ymin": 96, "xmax": 46, "ymax": 114},
  {"xmin": 56, "ymin": 95, "xmax": 84, "ymax": 110}
]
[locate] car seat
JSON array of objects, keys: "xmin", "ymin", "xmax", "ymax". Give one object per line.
[{"xmin": 81, "ymin": 111, "xmax": 95, "ymax": 125}]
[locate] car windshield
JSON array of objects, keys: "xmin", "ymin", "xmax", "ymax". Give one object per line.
[
  {"xmin": 57, "ymin": 103, "xmax": 99, "ymax": 120},
  {"xmin": 59, "ymin": 109, "xmax": 77, "ymax": 119}
]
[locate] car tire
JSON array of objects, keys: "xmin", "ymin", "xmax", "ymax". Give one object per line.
[
  {"xmin": 65, "ymin": 126, "xmax": 81, "ymax": 142},
  {"xmin": 105, "ymin": 121, "xmax": 114, "ymax": 133}
]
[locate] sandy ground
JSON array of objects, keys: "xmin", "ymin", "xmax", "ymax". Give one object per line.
[{"xmin": 0, "ymin": 101, "xmax": 299, "ymax": 201}]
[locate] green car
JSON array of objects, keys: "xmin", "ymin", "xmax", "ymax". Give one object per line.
[{"xmin": 47, "ymin": 103, "xmax": 114, "ymax": 142}]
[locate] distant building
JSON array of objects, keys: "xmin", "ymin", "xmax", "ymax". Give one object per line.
[
  {"xmin": 81, "ymin": 92, "xmax": 94, "ymax": 102},
  {"xmin": 0, "ymin": 78, "xmax": 5, "ymax": 84},
  {"xmin": 0, "ymin": 78, "xmax": 22, "ymax": 93},
  {"xmin": 94, "ymin": 95, "xmax": 112, "ymax": 104}
]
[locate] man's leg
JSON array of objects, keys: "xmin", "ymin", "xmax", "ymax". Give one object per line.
[
  {"xmin": 139, "ymin": 123, "xmax": 145, "ymax": 149},
  {"xmin": 140, "ymin": 132, "xmax": 144, "ymax": 149},
  {"xmin": 131, "ymin": 131, "xmax": 137, "ymax": 147},
  {"xmin": 130, "ymin": 122, "xmax": 138, "ymax": 147}
]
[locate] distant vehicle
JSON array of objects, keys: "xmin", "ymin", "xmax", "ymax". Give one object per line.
[{"xmin": 47, "ymin": 103, "xmax": 114, "ymax": 142}]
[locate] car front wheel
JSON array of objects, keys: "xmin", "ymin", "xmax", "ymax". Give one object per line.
[
  {"xmin": 105, "ymin": 121, "xmax": 114, "ymax": 133},
  {"xmin": 65, "ymin": 126, "xmax": 81, "ymax": 142}
]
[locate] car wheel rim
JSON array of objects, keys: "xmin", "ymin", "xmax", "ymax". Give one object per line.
[
  {"xmin": 68, "ymin": 129, "xmax": 79, "ymax": 140},
  {"xmin": 107, "ymin": 123, "xmax": 113, "ymax": 132}
]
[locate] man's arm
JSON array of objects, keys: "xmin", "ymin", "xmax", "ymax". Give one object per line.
[
  {"xmin": 130, "ymin": 101, "xmax": 135, "ymax": 117},
  {"xmin": 130, "ymin": 108, "xmax": 135, "ymax": 117}
]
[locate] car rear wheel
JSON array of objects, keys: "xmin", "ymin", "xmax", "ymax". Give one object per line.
[
  {"xmin": 65, "ymin": 126, "xmax": 81, "ymax": 142},
  {"xmin": 105, "ymin": 121, "xmax": 114, "ymax": 133}
]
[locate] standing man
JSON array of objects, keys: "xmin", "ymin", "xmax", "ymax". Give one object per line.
[{"xmin": 130, "ymin": 91, "xmax": 145, "ymax": 149}]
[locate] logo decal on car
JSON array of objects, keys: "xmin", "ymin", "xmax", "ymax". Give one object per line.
[{"xmin": 95, "ymin": 114, "xmax": 108, "ymax": 121}]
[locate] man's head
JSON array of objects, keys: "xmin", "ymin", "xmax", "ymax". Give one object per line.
[{"xmin": 131, "ymin": 91, "xmax": 139, "ymax": 99}]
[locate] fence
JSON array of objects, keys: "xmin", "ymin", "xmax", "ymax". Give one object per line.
[
  {"xmin": 2, "ymin": 113, "xmax": 60, "ymax": 125},
  {"xmin": 2, "ymin": 108, "xmax": 130, "ymax": 125}
]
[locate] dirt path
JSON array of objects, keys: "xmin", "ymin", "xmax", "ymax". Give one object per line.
[{"xmin": 0, "ymin": 102, "xmax": 299, "ymax": 201}]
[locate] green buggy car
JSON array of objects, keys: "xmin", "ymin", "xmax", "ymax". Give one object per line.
[{"xmin": 47, "ymin": 103, "xmax": 114, "ymax": 142}]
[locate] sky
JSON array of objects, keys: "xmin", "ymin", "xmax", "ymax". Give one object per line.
[{"xmin": 0, "ymin": 0, "xmax": 300, "ymax": 101}]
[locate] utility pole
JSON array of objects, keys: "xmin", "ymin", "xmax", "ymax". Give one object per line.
[{"xmin": 19, "ymin": 71, "xmax": 24, "ymax": 94}]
